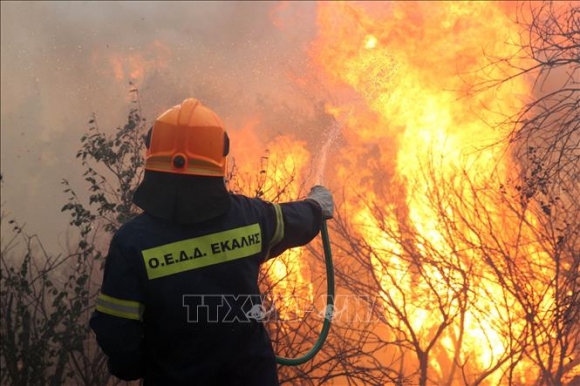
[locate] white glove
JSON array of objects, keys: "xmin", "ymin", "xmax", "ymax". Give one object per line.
[{"xmin": 307, "ymin": 185, "xmax": 334, "ymax": 219}]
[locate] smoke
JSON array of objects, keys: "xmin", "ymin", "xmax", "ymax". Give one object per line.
[{"xmin": 0, "ymin": 2, "xmax": 327, "ymax": 252}]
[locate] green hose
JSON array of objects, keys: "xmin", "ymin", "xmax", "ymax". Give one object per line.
[{"xmin": 276, "ymin": 219, "xmax": 334, "ymax": 366}]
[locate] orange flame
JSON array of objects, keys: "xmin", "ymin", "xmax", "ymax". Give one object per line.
[
  {"xmin": 309, "ymin": 1, "xmax": 564, "ymax": 384},
  {"xmin": 230, "ymin": 121, "xmax": 315, "ymax": 318}
]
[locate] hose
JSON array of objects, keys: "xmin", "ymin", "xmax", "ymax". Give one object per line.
[{"xmin": 276, "ymin": 219, "xmax": 334, "ymax": 366}]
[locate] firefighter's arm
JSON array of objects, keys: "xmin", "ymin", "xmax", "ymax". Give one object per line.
[
  {"xmin": 267, "ymin": 198, "xmax": 326, "ymax": 258},
  {"xmin": 90, "ymin": 312, "xmax": 145, "ymax": 380},
  {"xmin": 90, "ymin": 239, "xmax": 146, "ymax": 381}
]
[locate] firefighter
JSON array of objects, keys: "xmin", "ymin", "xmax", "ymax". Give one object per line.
[{"xmin": 90, "ymin": 98, "xmax": 334, "ymax": 386}]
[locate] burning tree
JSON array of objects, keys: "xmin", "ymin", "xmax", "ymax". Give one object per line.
[
  {"xmin": 284, "ymin": 1, "xmax": 580, "ymax": 385},
  {"xmin": 485, "ymin": 2, "xmax": 580, "ymax": 385}
]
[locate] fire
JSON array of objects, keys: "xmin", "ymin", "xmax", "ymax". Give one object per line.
[
  {"xmin": 229, "ymin": 125, "xmax": 315, "ymax": 318},
  {"xmin": 78, "ymin": 1, "xmax": 575, "ymax": 380},
  {"xmin": 309, "ymin": 1, "xmax": 565, "ymax": 384},
  {"xmin": 364, "ymin": 34, "xmax": 377, "ymax": 50}
]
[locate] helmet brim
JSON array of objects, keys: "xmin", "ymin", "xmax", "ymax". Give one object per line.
[{"xmin": 133, "ymin": 170, "xmax": 231, "ymax": 224}]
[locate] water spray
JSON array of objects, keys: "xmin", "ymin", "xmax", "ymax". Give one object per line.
[
  {"xmin": 275, "ymin": 121, "xmax": 340, "ymax": 366},
  {"xmin": 314, "ymin": 121, "xmax": 341, "ymax": 186}
]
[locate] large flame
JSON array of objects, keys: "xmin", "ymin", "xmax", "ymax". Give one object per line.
[{"xmin": 310, "ymin": 1, "xmax": 564, "ymax": 384}]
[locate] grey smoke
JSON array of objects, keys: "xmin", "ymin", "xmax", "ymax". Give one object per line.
[{"xmin": 1, "ymin": 1, "xmax": 324, "ymax": 252}]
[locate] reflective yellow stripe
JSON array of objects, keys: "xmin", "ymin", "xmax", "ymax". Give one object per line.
[
  {"xmin": 142, "ymin": 224, "xmax": 262, "ymax": 280},
  {"xmin": 270, "ymin": 204, "xmax": 284, "ymax": 246},
  {"xmin": 96, "ymin": 293, "xmax": 144, "ymax": 321},
  {"xmin": 267, "ymin": 203, "xmax": 285, "ymax": 257}
]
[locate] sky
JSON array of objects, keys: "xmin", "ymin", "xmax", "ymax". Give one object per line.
[{"xmin": 1, "ymin": 1, "xmax": 324, "ymax": 253}]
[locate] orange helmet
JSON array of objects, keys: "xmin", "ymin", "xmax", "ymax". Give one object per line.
[{"xmin": 144, "ymin": 98, "xmax": 229, "ymax": 177}]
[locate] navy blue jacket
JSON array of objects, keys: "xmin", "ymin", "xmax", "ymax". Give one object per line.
[{"xmin": 90, "ymin": 194, "xmax": 322, "ymax": 385}]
